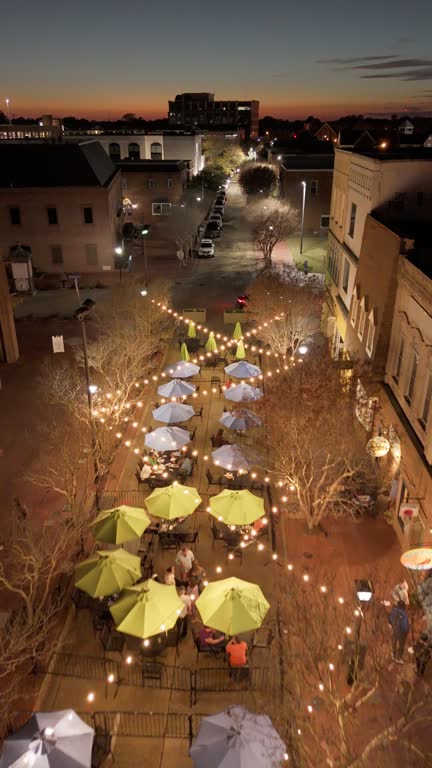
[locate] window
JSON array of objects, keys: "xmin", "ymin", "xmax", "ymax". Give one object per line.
[
  {"xmin": 51, "ymin": 245, "xmax": 63, "ymax": 264},
  {"xmin": 328, "ymin": 241, "xmax": 340, "ymax": 285},
  {"xmin": 108, "ymin": 142, "xmax": 120, "ymax": 161},
  {"xmin": 419, "ymin": 373, "xmax": 432, "ymax": 430},
  {"xmin": 83, "ymin": 207, "xmax": 93, "ymax": 224},
  {"xmin": 47, "ymin": 207, "xmax": 58, "ymax": 225},
  {"xmin": 148, "ymin": 180, "xmax": 156, "ymax": 190},
  {"xmin": 365, "ymin": 311, "xmax": 375, "ymax": 357},
  {"xmin": 310, "ymin": 180, "xmax": 318, "ymax": 195},
  {"xmin": 128, "ymin": 142, "xmax": 140, "ymax": 161},
  {"xmin": 85, "ymin": 244, "xmax": 98, "ymax": 266},
  {"xmin": 405, "ymin": 351, "xmax": 418, "ymax": 405},
  {"xmin": 358, "ymin": 299, "xmax": 366, "ymax": 341},
  {"xmin": 341, "ymin": 259, "xmax": 350, "ymax": 293},
  {"xmin": 320, "ymin": 214, "xmax": 330, "ymax": 228},
  {"xmin": 9, "ymin": 206, "xmax": 21, "ymax": 225},
  {"xmin": 350, "ymin": 292, "xmax": 359, "ymax": 328},
  {"xmin": 150, "ymin": 142, "xmax": 162, "ymax": 160},
  {"xmin": 152, "ymin": 202, "xmax": 171, "ymax": 215},
  {"xmin": 393, "ymin": 337, "xmax": 405, "ymax": 384},
  {"xmin": 348, "ymin": 202, "xmax": 357, "ymax": 238},
  {"xmin": 167, "ymin": 178, "xmax": 173, "ymax": 189}
]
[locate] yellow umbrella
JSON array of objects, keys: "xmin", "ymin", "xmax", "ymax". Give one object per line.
[
  {"xmin": 232, "ymin": 322, "xmax": 242, "ymax": 340},
  {"xmin": 196, "ymin": 577, "xmax": 270, "ymax": 635},
  {"xmin": 110, "ymin": 580, "xmax": 184, "ymax": 639},
  {"xmin": 91, "ymin": 505, "xmax": 151, "ymax": 544},
  {"xmin": 235, "ymin": 340, "xmax": 246, "ymax": 359},
  {"xmin": 187, "ymin": 321, "xmax": 197, "ymax": 339},
  {"xmin": 180, "ymin": 342, "xmax": 190, "ymax": 361},
  {"xmin": 205, "ymin": 332, "xmax": 218, "ymax": 353},
  {"xmin": 74, "ymin": 549, "xmax": 141, "ymax": 597},
  {"xmin": 145, "ymin": 483, "xmax": 202, "ymax": 520},
  {"xmin": 209, "ymin": 489, "xmax": 264, "ymax": 526}
]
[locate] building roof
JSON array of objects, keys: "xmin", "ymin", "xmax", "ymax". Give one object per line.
[
  {"xmin": 354, "ymin": 147, "xmax": 432, "ymax": 161},
  {"xmin": 117, "ymin": 160, "xmax": 187, "ymax": 172},
  {"xmin": 0, "ymin": 142, "xmax": 117, "ymax": 187},
  {"xmin": 278, "ymin": 154, "xmax": 334, "ymax": 170}
]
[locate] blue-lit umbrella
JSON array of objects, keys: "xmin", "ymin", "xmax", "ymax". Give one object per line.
[
  {"xmin": 225, "ymin": 361, "xmax": 261, "ymax": 379},
  {"xmin": 152, "ymin": 402, "xmax": 195, "ymax": 424},
  {"xmin": 219, "ymin": 409, "xmax": 262, "ymax": 431},
  {"xmin": 145, "ymin": 426, "xmax": 190, "ymax": 451},
  {"xmin": 190, "ymin": 705, "xmax": 286, "ymax": 768},
  {"xmin": 212, "ymin": 444, "xmax": 252, "ymax": 472},
  {"xmin": 157, "ymin": 379, "xmax": 196, "ymax": 399},
  {"xmin": 224, "ymin": 382, "xmax": 263, "ymax": 403},
  {"xmin": 164, "ymin": 360, "xmax": 200, "ymax": 379}
]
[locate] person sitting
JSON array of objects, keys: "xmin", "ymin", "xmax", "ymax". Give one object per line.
[
  {"xmin": 179, "ymin": 457, "xmax": 192, "ymax": 478},
  {"xmin": 188, "ymin": 560, "xmax": 206, "ymax": 594},
  {"xmin": 226, "ymin": 636, "xmax": 248, "ymax": 667},
  {"xmin": 164, "ymin": 566, "xmax": 175, "ymax": 586},
  {"xmin": 253, "ymin": 517, "xmax": 266, "ymax": 535},
  {"xmin": 140, "ymin": 463, "xmax": 151, "ymax": 480},
  {"xmin": 198, "ymin": 626, "xmax": 226, "ymax": 651},
  {"xmin": 213, "ymin": 428, "xmax": 228, "ymax": 448}
]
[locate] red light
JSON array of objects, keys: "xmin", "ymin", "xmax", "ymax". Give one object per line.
[{"xmin": 293, "ymin": 133, "xmax": 297, "ymax": 138}]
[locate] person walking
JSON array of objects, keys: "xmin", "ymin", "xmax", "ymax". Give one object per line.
[
  {"xmin": 391, "ymin": 579, "xmax": 410, "ymax": 607},
  {"xmin": 388, "ymin": 600, "xmax": 410, "ymax": 663},
  {"xmin": 413, "ymin": 632, "xmax": 432, "ymax": 676}
]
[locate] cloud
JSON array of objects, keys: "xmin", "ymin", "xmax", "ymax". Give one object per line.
[
  {"xmin": 315, "ymin": 56, "xmax": 396, "ymax": 65},
  {"xmin": 353, "ymin": 58, "xmax": 432, "ymax": 70},
  {"xmin": 392, "ymin": 37, "xmax": 416, "ymax": 48},
  {"xmin": 361, "ymin": 67, "xmax": 432, "ymax": 81}
]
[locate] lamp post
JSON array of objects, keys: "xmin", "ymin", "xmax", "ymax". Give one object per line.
[
  {"xmin": 300, "ymin": 181, "xmax": 306, "ymax": 255},
  {"xmin": 347, "ymin": 579, "xmax": 373, "ymax": 685},
  {"xmin": 140, "ymin": 224, "xmax": 151, "ymax": 285},
  {"xmin": 74, "ymin": 299, "xmax": 99, "ymax": 479},
  {"xmin": 5, "ymin": 98, "xmax": 11, "ymax": 125}
]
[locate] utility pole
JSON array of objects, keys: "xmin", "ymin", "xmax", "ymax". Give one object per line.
[
  {"xmin": 141, "ymin": 224, "xmax": 151, "ymax": 286},
  {"xmin": 74, "ymin": 299, "xmax": 99, "ymax": 480},
  {"xmin": 300, "ymin": 181, "xmax": 306, "ymax": 255}
]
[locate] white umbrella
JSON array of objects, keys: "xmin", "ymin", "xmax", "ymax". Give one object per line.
[
  {"xmin": 190, "ymin": 705, "xmax": 286, "ymax": 768},
  {"xmin": 152, "ymin": 402, "xmax": 195, "ymax": 424},
  {"xmin": 157, "ymin": 379, "xmax": 196, "ymax": 398},
  {"xmin": 224, "ymin": 381, "xmax": 263, "ymax": 403},
  {"xmin": 219, "ymin": 409, "xmax": 262, "ymax": 431},
  {"xmin": 0, "ymin": 710, "xmax": 94, "ymax": 768},
  {"xmin": 212, "ymin": 444, "xmax": 252, "ymax": 472},
  {"xmin": 163, "ymin": 360, "xmax": 200, "ymax": 379},
  {"xmin": 145, "ymin": 426, "xmax": 190, "ymax": 451},
  {"xmin": 225, "ymin": 361, "xmax": 261, "ymax": 379}
]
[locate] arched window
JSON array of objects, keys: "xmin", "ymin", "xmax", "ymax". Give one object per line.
[
  {"xmin": 109, "ymin": 142, "xmax": 120, "ymax": 160},
  {"xmin": 150, "ymin": 142, "xmax": 162, "ymax": 160},
  {"xmin": 128, "ymin": 142, "xmax": 140, "ymax": 161}
]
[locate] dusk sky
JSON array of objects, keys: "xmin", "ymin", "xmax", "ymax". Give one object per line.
[{"xmin": 2, "ymin": 0, "xmax": 432, "ymax": 120}]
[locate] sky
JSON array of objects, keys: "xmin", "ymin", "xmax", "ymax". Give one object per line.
[{"xmin": 1, "ymin": 0, "xmax": 432, "ymax": 121}]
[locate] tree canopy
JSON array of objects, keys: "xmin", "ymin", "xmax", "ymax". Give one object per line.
[{"xmin": 239, "ymin": 164, "xmax": 277, "ymax": 198}]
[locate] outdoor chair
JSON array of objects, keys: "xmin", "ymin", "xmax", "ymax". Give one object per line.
[
  {"xmin": 180, "ymin": 528, "xmax": 200, "ymax": 550},
  {"xmin": 91, "ymin": 723, "xmax": 113, "ymax": 768},
  {"xmin": 142, "ymin": 660, "xmax": 163, "ymax": 686},
  {"xmin": 100, "ymin": 623, "xmax": 125, "ymax": 655},
  {"xmin": 159, "ymin": 532, "xmax": 180, "ymax": 552},
  {"xmin": 210, "ymin": 520, "xmax": 224, "ymax": 549},
  {"xmin": 206, "ymin": 468, "xmax": 223, "ymax": 489},
  {"xmin": 193, "ymin": 407, "xmax": 203, "ymax": 420},
  {"xmin": 211, "ymin": 376, "xmax": 222, "ymax": 394},
  {"xmin": 190, "ymin": 426, "xmax": 197, "ymax": 442},
  {"xmin": 251, "ymin": 626, "xmax": 274, "ymax": 654},
  {"xmin": 71, "ymin": 588, "xmax": 93, "ymax": 615},
  {"xmin": 192, "ymin": 628, "xmax": 222, "ymax": 662}
]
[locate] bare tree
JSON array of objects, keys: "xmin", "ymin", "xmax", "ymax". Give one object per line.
[
  {"xmin": 251, "ymin": 200, "xmax": 299, "ymax": 268},
  {"xmin": 245, "ymin": 271, "xmax": 323, "ymax": 356},
  {"xmin": 163, "ymin": 203, "xmax": 203, "ymax": 258},
  {"xmin": 255, "ymin": 351, "xmax": 374, "ymax": 529}
]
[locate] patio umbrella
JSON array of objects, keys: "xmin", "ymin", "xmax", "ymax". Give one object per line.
[
  {"xmin": 235, "ymin": 340, "xmax": 246, "ymax": 360},
  {"xmin": 91, "ymin": 505, "xmax": 151, "ymax": 545},
  {"xmin": 232, "ymin": 321, "xmax": 243, "ymax": 341},
  {"xmin": 196, "ymin": 577, "xmax": 270, "ymax": 635},
  {"xmin": 212, "ymin": 444, "xmax": 252, "ymax": 472},
  {"xmin": 152, "ymin": 402, "xmax": 195, "ymax": 424},
  {"xmin": 224, "ymin": 382, "xmax": 263, "ymax": 403},
  {"xmin": 164, "ymin": 360, "xmax": 200, "ymax": 379},
  {"xmin": 187, "ymin": 321, "xmax": 197, "ymax": 339},
  {"xmin": 209, "ymin": 489, "xmax": 264, "ymax": 526},
  {"xmin": 180, "ymin": 342, "xmax": 190, "ymax": 362},
  {"xmin": 225, "ymin": 361, "xmax": 261, "ymax": 379},
  {"xmin": 219, "ymin": 409, "xmax": 262, "ymax": 432},
  {"xmin": 74, "ymin": 548, "xmax": 141, "ymax": 597},
  {"xmin": 110, "ymin": 580, "xmax": 184, "ymax": 639},
  {"xmin": 157, "ymin": 378, "xmax": 196, "ymax": 399},
  {"xmin": 0, "ymin": 709, "xmax": 94, "ymax": 768},
  {"xmin": 189, "ymin": 706, "xmax": 286, "ymax": 768},
  {"xmin": 145, "ymin": 426, "xmax": 190, "ymax": 451},
  {"xmin": 205, "ymin": 332, "xmax": 218, "ymax": 353},
  {"xmin": 145, "ymin": 484, "xmax": 202, "ymax": 520}
]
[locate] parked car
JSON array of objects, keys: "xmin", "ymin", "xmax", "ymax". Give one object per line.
[
  {"xmin": 198, "ymin": 239, "xmax": 215, "ymax": 258},
  {"xmin": 216, "ymin": 192, "xmax": 226, "ymax": 202},
  {"xmin": 204, "ymin": 223, "xmax": 221, "ymax": 239},
  {"xmin": 209, "ymin": 211, "xmax": 222, "ymax": 222},
  {"xmin": 213, "ymin": 205, "xmax": 224, "ymax": 216},
  {"xmin": 208, "ymin": 218, "xmax": 222, "ymax": 231}
]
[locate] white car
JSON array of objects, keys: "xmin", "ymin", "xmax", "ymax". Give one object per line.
[{"xmin": 198, "ymin": 238, "xmax": 215, "ymax": 258}]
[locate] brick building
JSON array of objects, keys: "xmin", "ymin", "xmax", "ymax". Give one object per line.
[{"xmin": 118, "ymin": 160, "xmax": 188, "ymax": 221}]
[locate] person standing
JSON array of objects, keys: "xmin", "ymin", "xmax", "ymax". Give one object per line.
[
  {"xmin": 175, "ymin": 545, "xmax": 195, "ymax": 583},
  {"xmin": 413, "ymin": 632, "xmax": 432, "ymax": 676},
  {"xmin": 391, "ymin": 579, "xmax": 410, "ymax": 607},
  {"xmin": 388, "ymin": 600, "xmax": 410, "ymax": 663}
]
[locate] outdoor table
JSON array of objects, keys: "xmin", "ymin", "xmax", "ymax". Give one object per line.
[{"xmin": 214, "ymin": 521, "xmax": 242, "ymax": 546}]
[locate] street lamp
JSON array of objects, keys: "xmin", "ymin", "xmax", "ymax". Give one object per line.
[
  {"xmin": 300, "ymin": 181, "xmax": 306, "ymax": 255},
  {"xmin": 73, "ymin": 299, "xmax": 98, "ymax": 479},
  {"xmin": 5, "ymin": 98, "xmax": 11, "ymax": 125},
  {"xmin": 140, "ymin": 224, "xmax": 151, "ymax": 285},
  {"xmin": 347, "ymin": 580, "xmax": 374, "ymax": 685},
  {"xmin": 114, "ymin": 246, "xmax": 123, "ymax": 255},
  {"xmin": 298, "ymin": 345, "xmax": 308, "ymax": 355},
  {"xmin": 355, "ymin": 579, "xmax": 373, "ymax": 603}
]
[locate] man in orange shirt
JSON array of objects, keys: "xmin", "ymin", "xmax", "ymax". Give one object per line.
[{"xmin": 226, "ymin": 636, "xmax": 248, "ymax": 667}]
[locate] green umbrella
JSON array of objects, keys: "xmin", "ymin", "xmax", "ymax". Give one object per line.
[
  {"xmin": 145, "ymin": 483, "xmax": 202, "ymax": 520},
  {"xmin": 180, "ymin": 342, "xmax": 190, "ymax": 361},
  {"xmin": 209, "ymin": 489, "xmax": 264, "ymax": 526},
  {"xmin": 205, "ymin": 332, "xmax": 218, "ymax": 353},
  {"xmin": 235, "ymin": 340, "xmax": 246, "ymax": 359},
  {"xmin": 74, "ymin": 549, "xmax": 141, "ymax": 597},
  {"xmin": 196, "ymin": 576, "xmax": 270, "ymax": 636},
  {"xmin": 232, "ymin": 322, "xmax": 243, "ymax": 341},
  {"xmin": 91, "ymin": 505, "xmax": 151, "ymax": 545},
  {"xmin": 187, "ymin": 321, "xmax": 197, "ymax": 339},
  {"xmin": 110, "ymin": 579, "xmax": 184, "ymax": 639}
]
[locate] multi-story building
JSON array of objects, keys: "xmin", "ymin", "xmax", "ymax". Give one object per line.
[
  {"xmin": 168, "ymin": 93, "xmax": 259, "ymax": 140},
  {"xmin": 65, "ymin": 130, "xmax": 204, "ymax": 177},
  {"xmin": 119, "ymin": 160, "xmax": 188, "ymax": 221},
  {"xmin": 0, "ymin": 142, "xmax": 123, "ymax": 274},
  {"xmin": 325, "ymin": 147, "xmax": 432, "ymax": 358},
  {"xmin": 274, "ymin": 152, "xmax": 334, "ymax": 235},
  {"xmin": 0, "ymin": 114, "xmax": 63, "ymax": 141}
]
